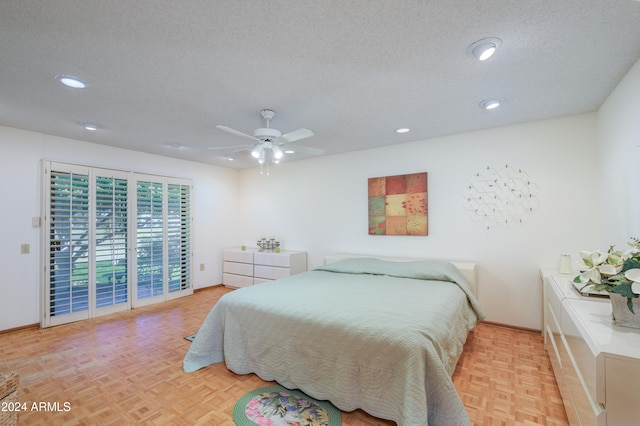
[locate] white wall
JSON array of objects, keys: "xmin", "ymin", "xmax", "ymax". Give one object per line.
[
  {"xmin": 598, "ymin": 58, "xmax": 640, "ymax": 247},
  {"xmin": 5, "ymin": 86, "xmax": 634, "ymax": 331},
  {"xmin": 238, "ymin": 113, "xmax": 600, "ymax": 330},
  {"xmin": 0, "ymin": 126, "xmax": 240, "ymax": 330}
]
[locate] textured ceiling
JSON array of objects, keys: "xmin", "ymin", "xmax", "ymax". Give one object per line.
[{"xmin": 1, "ymin": 0, "xmax": 640, "ymax": 168}]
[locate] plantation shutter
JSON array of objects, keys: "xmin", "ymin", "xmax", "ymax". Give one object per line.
[
  {"xmin": 43, "ymin": 162, "xmax": 193, "ymax": 327},
  {"xmin": 47, "ymin": 165, "xmax": 91, "ymax": 326},
  {"xmin": 94, "ymin": 170, "xmax": 129, "ymax": 314},
  {"xmin": 135, "ymin": 178, "xmax": 165, "ymax": 305},
  {"xmin": 167, "ymin": 180, "xmax": 192, "ymax": 297},
  {"xmin": 133, "ymin": 175, "xmax": 192, "ymax": 306}
]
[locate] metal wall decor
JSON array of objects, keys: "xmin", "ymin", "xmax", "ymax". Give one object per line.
[{"xmin": 463, "ymin": 164, "xmax": 540, "ymax": 230}]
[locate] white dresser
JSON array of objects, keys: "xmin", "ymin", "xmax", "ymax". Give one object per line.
[
  {"xmin": 223, "ymin": 248, "xmax": 307, "ymax": 288},
  {"xmin": 541, "ymin": 270, "xmax": 640, "ymax": 426},
  {"xmin": 222, "ymin": 248, "xmax": 255, "ymax": 288}
]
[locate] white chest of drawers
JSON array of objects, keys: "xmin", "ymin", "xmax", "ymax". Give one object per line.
[
  {"xmin": 223, "ymin": 248, "xmax": 307, "ymax": 288},
  {"xmin": 222, "ymin": 248, "xmax": 255, "ymax": 288},
  {"xmin": 542, "ymin": 271, "xmax": 640, "ymax": 426}
]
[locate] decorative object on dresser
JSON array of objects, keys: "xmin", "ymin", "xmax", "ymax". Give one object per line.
[
  {"xmin": 541, "ymin": 270, "xmax": 640, "ymax": 425},
  {"xmin": 257, "ymin": 235, "xmax": 280, "ymax": 252},
  {"xmin": 559, "ymin": 254, "xmax": 573, "ymax": 274},
  {"xmin": 222, "ymin": 248, "xmax": 307, "ymax": 288},
  {"xmin": 609, "ymin": 293, "xmax": 640, "ymax": 329},
  {"xmin": 572, "ymin": 237, "xmax": 640, "ymax": 328}
]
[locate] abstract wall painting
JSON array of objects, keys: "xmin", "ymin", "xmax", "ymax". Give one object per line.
[{"xmin": 368, "ymin": 172, "xmax": 428, "ymax": 235}]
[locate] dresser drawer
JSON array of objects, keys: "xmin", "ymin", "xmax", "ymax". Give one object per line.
[
  {"xmin": 223, "ymin": 261, "xmax": 253, "ymax": 276},
  {"xmin": 254, "ymin": 265, "xmax": 290, "ymax": 280},
  {"xmin": 254, "ymin": 252, "xmax": 292, "ymax": 267},
  {"xmin": 561, "ymin": 302, "xmax": 605, "ymax": 425},
  {"xmin": 552, "ymin": 327, "xmax": 581, "ymax": 425},
  {"xmin": 224, "ymin": 250, "xmax": 254, "ymax": 263},
  {"xmin": 223, "ymin": 273, "xmax": 253, "ymax": 288}
]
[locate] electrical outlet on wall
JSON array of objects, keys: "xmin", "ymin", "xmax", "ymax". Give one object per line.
[
  {"xmin": 200, "ymin": 263, "xmax": 205, "ymax": 271},
  {"xmin": 21, "ymin": 243, "xmax": 30, "ymax": 254}
]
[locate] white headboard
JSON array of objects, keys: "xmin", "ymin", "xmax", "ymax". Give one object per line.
[{"xmin": 324, "ymin": 254, "xmax": 477, "ymax": 296}]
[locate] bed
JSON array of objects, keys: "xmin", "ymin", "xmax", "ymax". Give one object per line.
[{"xmin": 183, "ymin": 255, "xmax": 486, "ymax": 425}]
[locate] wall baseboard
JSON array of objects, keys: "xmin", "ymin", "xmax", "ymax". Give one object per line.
[
  {"xmin": 481, "ymin": 320, "xmax": 541, "ymax": 335},
  {"xmin": 194, "ymin": 283, "xmax": 223, "ymax": 293},
  {"xmin": 0, "ymin": 322, "xmax": 40, "ymax": 335}
]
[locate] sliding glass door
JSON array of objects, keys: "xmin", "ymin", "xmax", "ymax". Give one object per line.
[
  {"xmin": 43, "ymin": 162, "xmax": 192, "ymax": 327},
  {"xmin": 132, "ymin": 176, "xmax": 192, "ymax": 306}
]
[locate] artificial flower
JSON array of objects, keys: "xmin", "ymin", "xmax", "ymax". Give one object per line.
[{"xmin": 574, "ymin": 239, "xmax": 640, "ymax": 313}]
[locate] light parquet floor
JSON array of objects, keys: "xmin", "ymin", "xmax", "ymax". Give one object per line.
[{"xmin": 0, "ymin": 286, "xmax": 568, "ymax": 425}]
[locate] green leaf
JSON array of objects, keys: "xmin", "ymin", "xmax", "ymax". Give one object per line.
[
  {"xmin": 623, "ymin": 257, "xmax": 640, "ymax": 271},
  {"xmin": 605, "ymin": 274, "xmax": 630, "ymax": 286},
  {"xmin": 610, "ymin": 283, "xmax": 639, "ymax": 298}
]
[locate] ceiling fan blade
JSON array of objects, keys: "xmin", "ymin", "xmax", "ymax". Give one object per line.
[
  {"xmin": 285, "ymin": 145, "xmax": 325, "ymax": 156},
  {"xmin": 216, "ymin": 147, "xmax": 253, "ymax": 159},
  {"xmin": 208, "ymin": 144, "xmax": 254, "ymax": 151},
  {"xmin": 216, "ymin": 125, "xmax": 260, "ymax": 141},
  {"xmin": 277, "ymin": 128, "xmax": 313, "ymax": 143}
]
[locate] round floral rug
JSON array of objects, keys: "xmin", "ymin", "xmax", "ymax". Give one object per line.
[{"xmin": 232, "ymin": 385, "xmax": 342, "ymax": 426}]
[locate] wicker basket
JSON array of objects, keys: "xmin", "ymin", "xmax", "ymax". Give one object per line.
[
  {"xmin": 610, "ymin": 293, "xmax": 640, "ymax": 329},
  {"xmin": 0, "ymin": 371, "xmax": 19, "ymax": 426}
]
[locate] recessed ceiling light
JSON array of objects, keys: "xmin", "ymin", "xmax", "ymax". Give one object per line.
[
  {"xmin": 168, "ymin": 142, "xmax": 182, "ymax": 148},
  {"xmin": 467, "ymin": 38, "xmax": 502, "ymax": 61},
  {"xmin": 55, "ymin": 75, "xmax": 87, "ymax": 89},
  {"xmin": 395, "ymin": 128, "xmax": 410, "ymax": 134},
  {"xmin": 479, "ymin": 98, "xmax": 503, "ymax": 110},
  {"xmin": 83, "ymin": 123, "xmax": 99, "ymax": 131}
]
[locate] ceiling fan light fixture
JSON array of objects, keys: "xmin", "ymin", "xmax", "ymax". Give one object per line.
[
  {"xmin": 271, "ymin": 145, "xmax": 283, "ymax": 159},
  {"xmin": 468, "ymin": 37, "xmax": 502, "ymax": 61},
  {"xmin": 480, "ymin": 98, "xmax": 503, "ymax": 110},
  {"xmin": 258, "ymin": 149, "xmax": 266, "ymax": 164},
  {"xmin": 251, "ymin": 145, "xmax": 264, "ymax": 158}
]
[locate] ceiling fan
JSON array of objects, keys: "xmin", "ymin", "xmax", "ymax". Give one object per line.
[{"xmin": 210, "ymin": 109, "xmax": 324, "ymax": 165}]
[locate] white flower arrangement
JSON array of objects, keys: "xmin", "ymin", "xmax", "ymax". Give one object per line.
[{"xmin": 574, "ymin": 238, "xmax": 640, "ymax": 313}]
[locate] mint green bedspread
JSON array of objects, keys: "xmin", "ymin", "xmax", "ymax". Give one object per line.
[{"xmin": 183, "ymin": 259, "xmax": 485, "ymax": 425}]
